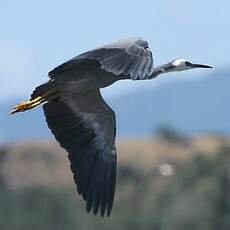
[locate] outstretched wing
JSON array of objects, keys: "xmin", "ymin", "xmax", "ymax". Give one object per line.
[
  {"xmin": 49, "ymin": 37, "xmax": 154, "ymax": 80},
  {"xmin": 43, "ymin": 90, "xmax": 116, "ymax": 217}
]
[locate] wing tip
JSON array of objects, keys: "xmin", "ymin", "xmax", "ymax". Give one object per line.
[{"xmin": 85, "ymin": 204, "xmax": 113, "ymax": 217}]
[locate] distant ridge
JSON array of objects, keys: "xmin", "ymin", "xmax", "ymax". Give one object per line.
[{"xmin": 1, "ymin": 68, "xmax": 230, "ymax": 142}]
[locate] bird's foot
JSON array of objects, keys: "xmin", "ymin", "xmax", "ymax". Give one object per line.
[{"xmin": 11, "ymin": 97, "xmax": 43, "ymax": 114}]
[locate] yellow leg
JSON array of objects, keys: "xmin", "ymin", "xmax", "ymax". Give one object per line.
[
  {"xmin": 11, "ymin": 96, "xmax": 45, "ymax": 114},
  {"xmin": 11, "ymin": 90, "xmax": 61, "ymax": 115}
]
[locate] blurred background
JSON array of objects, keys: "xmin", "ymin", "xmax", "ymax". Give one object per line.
[{"xmin": 1, "ymin": 0, "xmax": 230, "ymax": 229}]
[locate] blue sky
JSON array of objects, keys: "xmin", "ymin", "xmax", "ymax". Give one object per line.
[{"xmin": 0, "ymin": 0, "xmax": 229, "ymax": 101}]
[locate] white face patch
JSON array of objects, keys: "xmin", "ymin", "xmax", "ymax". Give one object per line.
[
  {"xmin": 171, "ymin": 58, "xmax": 191, "ymax": 71},
  {"xmin": 172, "ymin": 59, "xmax": 188, "ymax": 67}
]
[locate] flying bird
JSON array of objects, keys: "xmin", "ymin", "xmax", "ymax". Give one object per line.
[{"xmin": 11, "ymin": 37, "xmax": 212, "ymax": 217}]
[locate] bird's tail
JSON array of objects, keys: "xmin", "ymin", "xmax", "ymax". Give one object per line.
[{"xmin": 11, "ymin": 81, "xmax": 60, "ymax": 114}]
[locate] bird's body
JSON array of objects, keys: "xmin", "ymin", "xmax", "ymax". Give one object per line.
[
  {"xmin": 45, "ymin": 60, "xmax": 118, "ymax": 95},
  {"xmin": 11, "ymin": 37, "xmax": 212, "ymax": 217}
]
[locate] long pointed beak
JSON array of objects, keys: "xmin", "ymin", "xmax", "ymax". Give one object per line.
[{"xmin": 191, "ymin": 63, "xmax": 213, "ymax": 69}]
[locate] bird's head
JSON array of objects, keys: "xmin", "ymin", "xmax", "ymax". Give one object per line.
[{"xmin": 170, "ymin": 58, "xmax": 213, "ymax": 72}]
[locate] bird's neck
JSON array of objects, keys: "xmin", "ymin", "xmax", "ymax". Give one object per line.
[{"xmin": 149, "ymin": 62, "xmax": 175, "ymax": 78}]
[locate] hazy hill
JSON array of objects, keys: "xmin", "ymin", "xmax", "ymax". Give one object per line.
[
  {"xmin": 113, "ymin": 68, "xmax": 230, "ymax": 136},
  {"xmin": 0, "ymin": 135, "xmax": 228, "ymax": 189},
  {"xmin": 1, "ymin": 68, "xmax": 229, "ymax": 142}
]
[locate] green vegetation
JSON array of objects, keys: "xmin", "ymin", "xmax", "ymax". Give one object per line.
[
  {"xmin": 0, "ymin": 140, "xmax": 230, "ymax": 229},
  {"xmin": 156, "ymin": 124, "xmax": 190, "ymax": 146}
]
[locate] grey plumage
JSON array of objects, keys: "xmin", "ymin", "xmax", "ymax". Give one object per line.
[
  {"xmin": 43, "ymin": 91, "xmax": 116, "ymax": 216},
  {"xmin": 12, "ymin": 37, "xmax": 212, "ymax": 217},
  {"xmin": 48, "ymin": 37, "xmax": 154, "ymax": 80},
  {"xmin": 40, "ymin": 38, "xmax": 154, "ymax": 217}
]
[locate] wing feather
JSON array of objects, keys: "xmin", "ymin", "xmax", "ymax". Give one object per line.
[
  {"xmin": 43, "ymin": 90, "xmax": 116, "ymax": 217},
  {"xmin": 48, "ymin": 37, "xmax": 154, "ymax": 80}
]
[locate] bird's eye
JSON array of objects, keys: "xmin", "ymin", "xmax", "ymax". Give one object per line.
[{"xmin": 185, "ymin": 61, "xmax": 191, "ymax": 66}]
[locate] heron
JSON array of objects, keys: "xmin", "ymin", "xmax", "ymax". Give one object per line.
[{"xmin": 11, "ymin": 37, "xmax": 212, "ymax": 217}]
